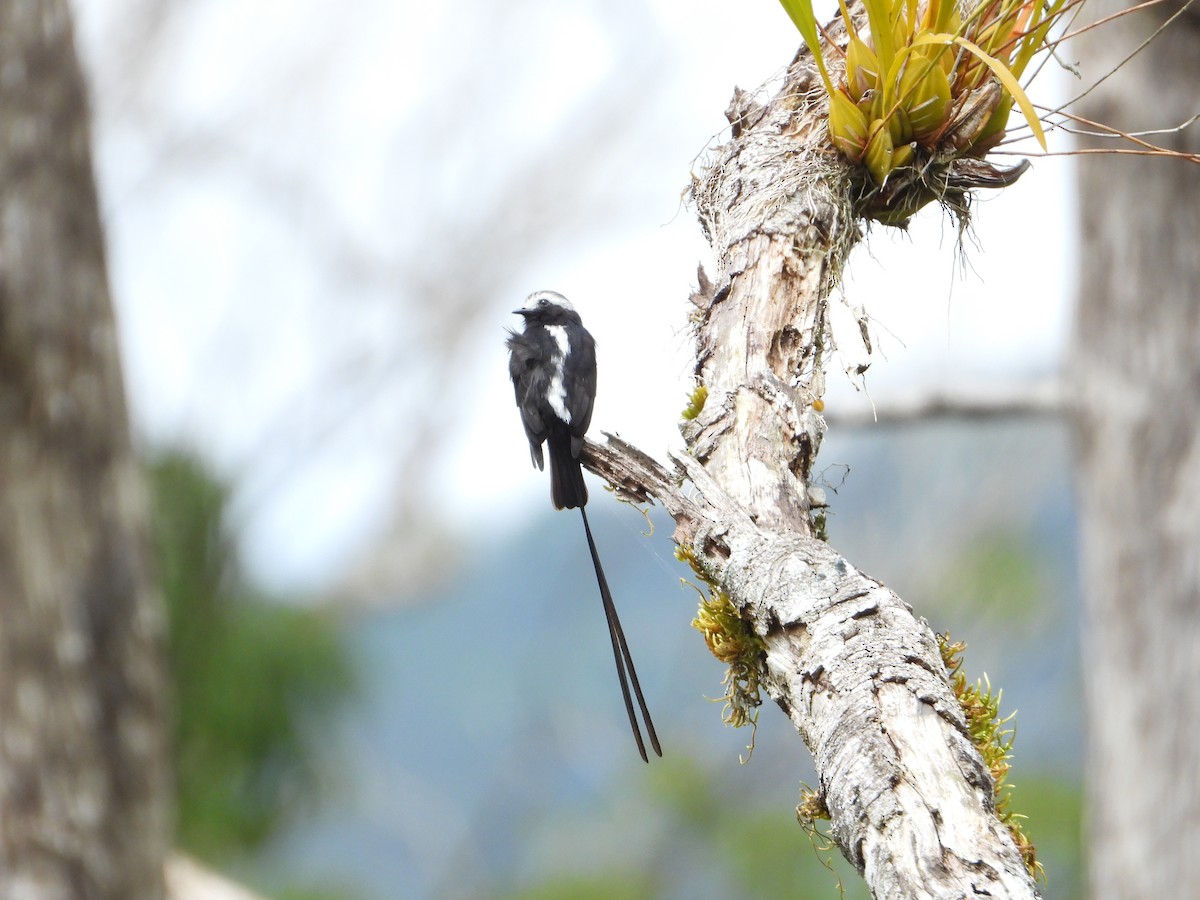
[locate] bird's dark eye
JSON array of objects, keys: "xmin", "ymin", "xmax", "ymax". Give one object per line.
[{"xmin": 539, "ymin": 298, "xmax": 549, "ymax": 307}]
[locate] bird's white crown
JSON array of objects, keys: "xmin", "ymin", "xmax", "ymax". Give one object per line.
[{"xmin": 522, "ymin": 290, "xmax": 575, "ymax": 312}]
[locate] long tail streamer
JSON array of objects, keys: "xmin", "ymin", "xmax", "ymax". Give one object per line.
[{"xmin": 580, "ymin": 506, "xmax": 661, "ymax": 762}]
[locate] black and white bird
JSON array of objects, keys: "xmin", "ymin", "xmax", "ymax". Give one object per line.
[{"xmin": 506, "ymin": 290, "xmax": 661, "ymax": 762}]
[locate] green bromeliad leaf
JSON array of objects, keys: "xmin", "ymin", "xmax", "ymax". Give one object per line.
[
  {"xmin": 775, "ymin": 0, "xmax": 1057, "ymax": 190},
  {"xmin": 915, "ymin": 32, "xmax": 1047, "ymax": 149}
]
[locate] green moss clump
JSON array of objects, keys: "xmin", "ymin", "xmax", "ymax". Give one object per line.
[
  {"xmin": 938, "ymin": 633, "xmax": 1042, "ymax": 880},
  {"xmin": 681, "ymin": 384, "xmax": 708, "ymax": 421},
  {"xmin": 679, "ymin": 545, "xmax": 767, "ymax": 759}
]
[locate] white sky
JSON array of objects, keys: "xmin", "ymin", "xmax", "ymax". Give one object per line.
[{"xmin": 75, "ymin": 0, "xmax": 1077, "ymax": 592}]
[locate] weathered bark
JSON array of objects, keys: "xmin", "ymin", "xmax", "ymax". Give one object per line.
[
  {"xmin": 1073, "ymin": 2, "xmax": 1200, "ymax": 897},
  {"xmin": 590, "ymin": 438, "xmax": 1035, "ymax": 898},
  {"xmin": 0, "ymin": 2, "xmax": 170, "ymax": 897},
  {"xmin": 582, "ymin": 33, "xmax": 1041, "ymax": 898}
]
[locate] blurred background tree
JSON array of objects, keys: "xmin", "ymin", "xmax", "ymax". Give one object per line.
[
  {"xmin": 0, "ymin": 2, "xmax": 169, "ymax": 895},
  {"xmin": 1073, "ymin": 1, "xmax": 1200, "ymax": 896},
  {"xmin": 149, "ymin": 452, "xmax": 353, "ymax": 870}
]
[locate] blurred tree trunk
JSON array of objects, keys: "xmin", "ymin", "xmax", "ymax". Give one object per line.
[
  {"xmin": 1073, "ymin": 2, "xmax": 1200, "ymax": 897},
  {"xmin": 0, "ymin": 2, "xmax": 169, "ymax": 897}
]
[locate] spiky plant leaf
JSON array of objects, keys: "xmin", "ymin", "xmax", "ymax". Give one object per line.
[
  {"xmin": 916, "ymin": 31, "xmax": 1047, "ymax": 148},
  {"xmin": 829, "ymin": 89, "xmax": 871, "ymax": 159},
  {"xmin": 777, "ymin": 0, "xmax": 835, "ymax": 94}
]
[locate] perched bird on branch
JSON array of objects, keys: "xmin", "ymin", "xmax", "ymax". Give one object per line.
[{"xmin": 506, "ymin": 290, "xmax": 661, "ymax": 762}]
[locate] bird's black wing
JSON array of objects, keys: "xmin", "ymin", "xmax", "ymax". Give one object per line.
[
  {"xmin": 506, "ymin": 329, "xmax": 553, "ymax": 469},
  {"xmin": 563, "ymin": 327, "xmax": 597, "ymax": 458}
]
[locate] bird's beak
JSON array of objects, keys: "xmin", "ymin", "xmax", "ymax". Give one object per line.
[{"xmin": 513, "ymin": 308, "xmax": 532, "ymax": 316}]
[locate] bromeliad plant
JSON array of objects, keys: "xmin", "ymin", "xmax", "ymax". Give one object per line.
[{"xmin": 779, "ymin": 0, "xmax": 1070, "ymax": 220}]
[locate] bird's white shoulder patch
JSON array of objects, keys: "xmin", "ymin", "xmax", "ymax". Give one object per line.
[
  {"xmin": 545, "ymin": 324, "xmax": 571, "ymax": 423},
  {"xmin": 545, "ymin": 324, "xmax": 570, "ymax": 358}
]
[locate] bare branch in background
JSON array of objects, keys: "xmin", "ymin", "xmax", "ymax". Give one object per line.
[{"xmin": 821, "ymin": 376, "xmax": 1064, "ymax": 427}]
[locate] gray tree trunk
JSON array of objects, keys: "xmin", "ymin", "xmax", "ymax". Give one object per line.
[
  {"xmin": 1073, "ymin": 3, "xmax": 1200, "ymax": 897},
  {"xmin": 584, "ymin": 33, "xmax": 1040, "ymax": 900},
  {"xmin": 0, "ymin": 2, "xmax": 170, "ymax": 897}
]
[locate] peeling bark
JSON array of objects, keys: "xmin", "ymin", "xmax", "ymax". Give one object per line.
[
  {"xmin": 581, "ymin": 29, "xmax": 1040, "ymax": 900},
  {"xmin": 588, "ymin": 434, "xmax": 1037, "ymax": 899}
]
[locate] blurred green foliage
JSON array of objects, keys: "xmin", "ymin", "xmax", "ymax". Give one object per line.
[
  {"xmin": 937, "ymin": 530, "xmax": 1048, "ymax": 622},
  {"xmin": 147, "ymin": 452, "xmax": 353, "ymax": 863},
  {"xmin": 1008, "ymin": 776, "xmax": 1084, "ymax": 899},
  {"xmin": 648, "ymin": 757, "xmax": 869, "ymax": 900},
  {"xmin": 507, "ymin": 876, "xmax": 656, "ymax": 900},
  {"xmin": 505, "ymin": 755, "xmax": 870, "ymax": 900}
]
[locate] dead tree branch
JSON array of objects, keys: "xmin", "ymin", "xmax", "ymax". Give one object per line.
[{"xmin": 580, "ymin": 25, "xmax": 1041, "ymax": 898}]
